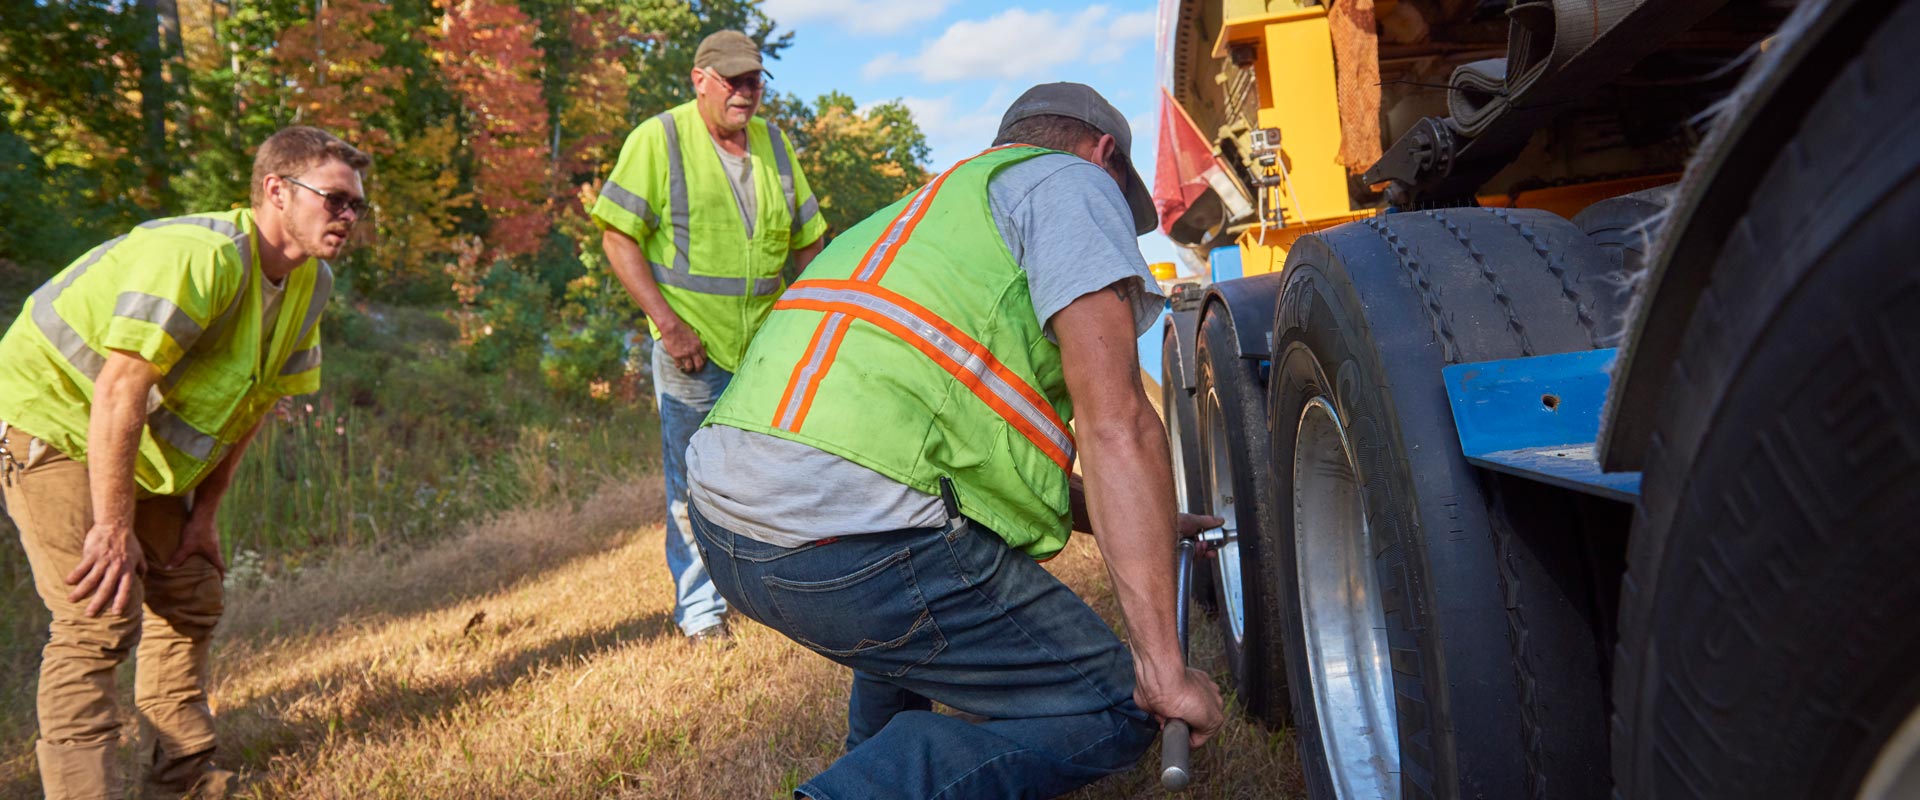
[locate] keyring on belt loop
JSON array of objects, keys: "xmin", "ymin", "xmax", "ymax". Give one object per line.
[{"xmin": 0, "ymin": 427, "xmax": 15, "ymax": 487}]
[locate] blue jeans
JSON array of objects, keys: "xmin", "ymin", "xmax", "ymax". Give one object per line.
[
  {"xmin": 688, "ymin": 504, "xmax": 1156, "ymax": 799},
  {"xmin": 654, "ymin": 340, "xmax": 730, "ymax": 636}
]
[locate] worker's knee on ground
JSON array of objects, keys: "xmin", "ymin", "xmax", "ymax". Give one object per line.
[{"xmin": 1068, "ymin": 707, "xmax": 1158, "ymax": 774}]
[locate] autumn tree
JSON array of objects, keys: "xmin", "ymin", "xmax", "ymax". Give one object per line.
[
  {"xmin": 770, "ymin": 91, "xmax": 931, "ymax": 233},
  {"xmin": 271, "ymin": 0, "xmax": 402, "ymax": 153},
  {"xmin": 436, "ymin": 0, "xmax": 551, "ymax": 259}
]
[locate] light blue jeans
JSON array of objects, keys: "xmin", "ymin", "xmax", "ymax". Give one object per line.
[
  {"xmin": 653, "ymin": 340, "xmax": 730, "ymax": 636},
  {"xmin": 689, "ymin": 503, "xmax": 1156, "ymax": 799}
]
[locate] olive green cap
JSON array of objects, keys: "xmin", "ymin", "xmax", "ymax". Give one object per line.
[{"xmin": 694, "ymin": 30, "xmax": 769, "ymax": 79}]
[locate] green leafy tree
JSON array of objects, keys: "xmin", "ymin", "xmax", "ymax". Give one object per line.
[{"xmin": 769, "ymin": 91, "xmax": 932, "ymax": 233}]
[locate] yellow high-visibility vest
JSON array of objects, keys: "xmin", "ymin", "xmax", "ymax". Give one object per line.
[
  {"xmin": 591, "ymin": 101, "xmax": 828, "ymax": 372},
  {"xmin": 0, "ymin": 210, "xmax": 329, "ymax": 496}
]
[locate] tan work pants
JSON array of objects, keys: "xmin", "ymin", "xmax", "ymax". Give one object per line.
[{"xmin": 1, "ymin": 432, "xmax": 224, "ymax": 799}]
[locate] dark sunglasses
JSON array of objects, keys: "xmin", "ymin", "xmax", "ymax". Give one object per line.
[
  {"xmin": 706, "ymin": 68, "xmax": 766, "ymax": 93},
  {"xmin": 284, "ymin": 176, "xmax": 370, "ymax": 218}
]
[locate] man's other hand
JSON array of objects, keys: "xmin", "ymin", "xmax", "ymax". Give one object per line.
[
  {"xmin": 66, "ymin": 523, "xmax": 145, "ymax": 616},
  {"xmin": 1177, "ymin": 512, "xmax": 1223, "ymax": 539},
  {"xmin": 660, "ymin": 321, "xmax": 708, "ymax": 374},
  {"xmin": 1135, "ymin": 665, "xmax": 1227, "ymax": 749},
  {"xmin": 167, "ymin": 508, "xmax": 227, "ymax": 575}
]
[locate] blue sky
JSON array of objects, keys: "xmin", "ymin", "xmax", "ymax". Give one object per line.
[{"xmin": 757, "ymin": 0, "xmax": 1183, "ymax": 267}]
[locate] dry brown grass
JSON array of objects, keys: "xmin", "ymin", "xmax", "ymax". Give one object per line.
[{"xmin": 0, "ymin": 477, "xmax": 1303, "ymax": 799}]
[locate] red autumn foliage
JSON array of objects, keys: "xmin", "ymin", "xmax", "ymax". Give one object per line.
[
  {"xmin": 273, "ymin": 0, "xmax": 401, "ymax": 154},
  {"xmin": 435, "ymin": 0, "xmax": 552, "ymax": 258}
]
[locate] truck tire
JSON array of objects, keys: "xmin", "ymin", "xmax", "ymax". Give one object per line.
[
  {"xmin": 1162, "ymin": 326, "xmax": 1216, "ymax": 615},
  {"xmin": 1572, "ymin": 185, "xmax": 1676, "ymax": 275},
  {"xmin": 1265, "ymin": 207, "xmax": 1622, "ymax": 798},
  {"xmin": 1162, "ymin": 327, "xmax": 1206, "ymax": 514},
  {"xmin": 1193, "ymin": 306, "xmax": 1288, "ymax": 725},
  {"xmin": 1610, "ymin": 1, "xmax": 1920, "ymax": 796}
]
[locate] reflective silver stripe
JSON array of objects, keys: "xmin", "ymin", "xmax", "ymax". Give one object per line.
[
  {"xmin": 657, "ymin": 112, "xmax": 693, "ymax": 278},
  {"xmin": 281, "ymin": 344, "xmax": 321, "ymax": 375},
  {"xmin": 140, "ymin": 214, "xmax": 251, "ymax": 277},
  {"xmin": 767, "ymin": 124, "xmax": 797, "ymax": 219},
  {"xmin": 776, "ymin": 312, "xmax": 849, "ymax": 429},
  {"xmin": 600, "ymin": 180, "xmax": 661, "ymax": 230},
  {"xmin": 795, "ymin": 195, "xmax": 820, "ymax": 228},
  {"xmin": 292, "ymin": 260, "xmax": 333, "ymax": 350},
  {"xmin": 113, "ymin": 292, "xmax": 203, "ymax": 352},
  {"xmin": 649, "ymin": 261, "xmax": 784, "ymax": 297},
  {"xmin": 854, "ymin": 183, "xmax": 936, "ymax": 281},
  {"xmin": 30, "ymin": 235, "xmax": 127, "ymax": 379},
  {"xmin": 781, "ymin": 285, "xmax": 1074, "ymax": 464},
  {"xmin": 147, "ymin": 406, "xmax": 218, "ymax": 461}
]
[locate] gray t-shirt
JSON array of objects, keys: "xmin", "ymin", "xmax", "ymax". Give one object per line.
[
  {"xmin": 712, "ymin": 139, "xmax": 757, "ymax": 237},
  {"xmin": 687, "ymin": 153, "xmax": 1162, "ymax": 546}
]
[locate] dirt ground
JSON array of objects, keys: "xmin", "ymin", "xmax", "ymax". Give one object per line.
[{"xmin": 0, "ymin": 477, "xmax": 1304, "ymax": 798}]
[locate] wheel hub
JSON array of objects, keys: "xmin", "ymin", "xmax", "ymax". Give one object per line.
[
  {"xmin": 1206, "ymin": 389, "xmax": 1248, "ymax": 645},
  {"xmin": 1294, "ymin": 396, "xmax": 1398, "ymax": 798}
]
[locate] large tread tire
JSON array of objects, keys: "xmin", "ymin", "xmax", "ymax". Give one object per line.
[
  {"xmin": 1193, "ymin": 308, "xmax": 1288, "ymax": 725},
  {"xmin": 1266, "ymin": 207, "xmax": 1623, "ymax": 798},
  {"xmin": 1610, "ymin": 2, "xmax": 1920, "ymax": 796},
  {"xmin": 1572, "ymin": 185, "xmax": 1677, "ymax": 276}
]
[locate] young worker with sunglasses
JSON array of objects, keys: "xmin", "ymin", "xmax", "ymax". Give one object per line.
[
  {"xmin": 591, "ymin": 30, "xmax": 829, "ymax": 645},
  {"xmin": 0, "ymin": 126, "xmax": 369, "ymax": 799}
]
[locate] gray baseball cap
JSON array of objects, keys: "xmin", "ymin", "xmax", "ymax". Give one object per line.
[
  {"xmin": 694, "ymin": 30, "xmax": 770, "ymax": 79},
  {"xmin": 995, "ymin": 82, "xmax": 1155, "ymax": 235}
]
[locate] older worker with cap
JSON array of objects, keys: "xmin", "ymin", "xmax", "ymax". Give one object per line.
[
  {"xmin": 591, "ymin": 30, "xmax": 829, "ymax": 644},
  {"xmin": 683, "ymin": 82, "xmax": 1228, "ymax": 798}
]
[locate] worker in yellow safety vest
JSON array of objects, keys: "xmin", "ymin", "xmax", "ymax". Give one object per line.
[
  {"xmin": 591, "ymin": 29, "xmax": 829, "ymax": 644},
  {"xmin": 0, "ymin": 126, "xmax": 370, "ymax": 799},
  {"xmin": 683, "ymin": 83, "xmax": 1227, "ymax": 798}
]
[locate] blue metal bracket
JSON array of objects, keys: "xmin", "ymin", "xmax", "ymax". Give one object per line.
[{"xmin": 1442, "ymin": 349, "xmax": 1642, "ymax": 503}]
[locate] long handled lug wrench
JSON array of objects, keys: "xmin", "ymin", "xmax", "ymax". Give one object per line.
[{"xmin": 1161, "ymin": 533, "xmax": 1200, "ymax": 791}]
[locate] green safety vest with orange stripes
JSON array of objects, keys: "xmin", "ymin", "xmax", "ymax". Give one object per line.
[
  {"xmin": 0, "ymin": 210, "xmax": 330, "ymax": 496},
  {"xmin": 703, "ymin": 146, "xmax": 1078, "ymax": 559},
  {"xmin": 590, "ymin": 101, "xmax": 829, "ymax": 373}
]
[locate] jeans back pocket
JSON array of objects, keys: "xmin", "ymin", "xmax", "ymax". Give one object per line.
[{"xmin": 762, "ymin": 547, "xmax": 946, "ymax": 677}]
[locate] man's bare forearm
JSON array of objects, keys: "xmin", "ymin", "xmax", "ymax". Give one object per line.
[
  {"xmin": 88, "ymin": 352, "xmax": 162, "ymax": 531},
  {"xmin": 1078, "ymin": 399, "xmax": 1185, "ymax": 680},
  {"xmin": 602, "ymin": 229, "xmax": 684, "ymax": 332},
  {"xmin": 189, "ymin": 420, "xmax": 263, "ymax": 516}
]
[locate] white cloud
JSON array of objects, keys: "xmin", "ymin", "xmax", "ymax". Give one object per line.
[
  {"xmin": 900, "ymin": 92, "xmax": 1010, "ymax": 165},
  {"xmin": 762, "ymin": 0, "xmax": 954, "ymax": 35},
  {"xmin": 864, "ymin": 6, "xmax": 1158, "ymax": 83}
]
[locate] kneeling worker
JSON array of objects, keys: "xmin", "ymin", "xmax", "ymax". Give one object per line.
[
  {"xmin": 0, "ymin": 126, "xmax": 369, "ymax": 798},
  {"xmin": 684, "ymin": 83, "xmax": 1226, "ymax": 798}
]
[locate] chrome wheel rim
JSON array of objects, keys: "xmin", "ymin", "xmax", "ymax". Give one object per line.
[
  {"xmin": 1169, "ymin": 386, "xmax": 1192, "ymax": 512},
  {"xmin": 1205, "ymin": 388, "xmax": 1247, "ymax": 646},
  {"xmin": 1859, "ymin": 701, "xmax": 1920, "ymax": 800},
  {"xmin": 1294, "ymin": 396, "xmax": 1397, "ymax": 798}
]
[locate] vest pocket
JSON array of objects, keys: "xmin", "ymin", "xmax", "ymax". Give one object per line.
[{"xmin": 761, "ymin": 547, "xmax": 947, "ymax": 676}]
